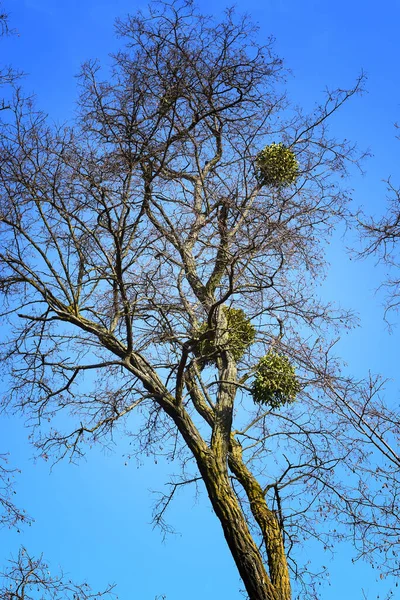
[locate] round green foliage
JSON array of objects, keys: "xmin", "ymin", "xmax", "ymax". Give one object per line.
[
  {"xmin": 252, "ymin": 351, "xmax": 300, "ymax": 409},
  {"xmin": 195, "ymin": 307, "xmax": 255, "ymax": 364},
  {"xmin": 255, "ymin": 143, "xmax": 299, "ymax": 188}
]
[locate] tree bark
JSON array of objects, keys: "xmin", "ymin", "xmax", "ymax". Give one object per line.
[
  {"xmin": 170, "ymin": 405, "xmax": 290, "ymax": 600},
  {"xmin": 229, "ymin": 439, "xmax": 291, "ymax": 600},
  {"xmin": 196, "ymin": 452, "xmax": 287, "ymax": 600}
]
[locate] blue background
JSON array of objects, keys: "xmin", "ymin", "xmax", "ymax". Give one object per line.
[{"xmin": 1, "ymin": 1, "xmax": 400, "ymax": 599}]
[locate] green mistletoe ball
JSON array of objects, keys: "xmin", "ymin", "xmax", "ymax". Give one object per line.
[
  {"xmin": 252, "ymin": 351, "xmax": 300, "ymax": 408},
  {"xmin": 255, "ymin": 143, "xmax": 299, "ymax": 188},
  {"xmin": 195, "ymin": 307, "xmax": 255, "ymax": 364}
]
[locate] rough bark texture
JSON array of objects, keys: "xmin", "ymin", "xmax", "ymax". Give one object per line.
[
  {"xmin": 198, "ymin": 456, "xmax": 285, "ymax": 600},
  {"xmin": 172, "ymin": 403, "xmax": 290, "ymax": 600}
]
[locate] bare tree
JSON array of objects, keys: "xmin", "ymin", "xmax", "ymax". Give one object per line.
[
  {"xmin": 0, "ymin": 548, "xmax": 114, "ymax": 600},
  {"xmin": 0, "ymin": 455, "xmax": 31, "ymax": 529},
  {"xmin": 0, "ymin": 4, "xmax": 10, "ymax": 36},
  {"xmin": 0, "ymin": 3, "xmax": 19, "ymax": 111},
  {"xmin": 0, "ymin": 9, "xmax": 113, "ymax": 600},
  {"xmin": 0, "ymin": 3, "xmax": 29, "ymax": 532},
  {"xmin": 0, "ymin": 2, "xmax": 399, "ymax": 599},
  {"xmin": 359, "ymin": 145, "xmax": 400, "ymax": 317}
]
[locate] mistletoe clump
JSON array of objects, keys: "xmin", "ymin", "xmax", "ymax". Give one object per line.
[
  {"xmin": 255, "ymin": 142, "xmax": 299, "ymax": 188},
  {"xmin": 252, "ymin": 351, "xmax": 300, "ymax": 409},
  {"xmin": 195, "ymin": 307, "xmax": 255, "ymax": 364}
]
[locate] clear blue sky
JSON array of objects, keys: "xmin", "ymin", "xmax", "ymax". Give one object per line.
[{"xmin": 1, "ymin": 1, "xmax": 400, "ymax": 599}]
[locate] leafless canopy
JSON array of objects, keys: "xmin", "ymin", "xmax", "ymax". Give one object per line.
[
  {"xmin": 0, "ymin": 2, "xmax": 399, "ymax": 599},
  {"xmin": 0, "ymin": 4, "xmax": 19, "ymax": 110},
  {"xmin": 0, "ymin": 455, "xmax": 31, "ymax": 529},
  {"xmin": 359, "ymin": 144, "xmax": 400, "ymax": 317},
  {"xmin": 0, "ymin": 1, "xmax": 29, "ymax": 533},
  {"xmin": 0, "ymin": 5, "xmax": 9, "ymax": 36},
  {"xmin": 0, "ymin": 548, "xmax": 114, "ymax": 600}
]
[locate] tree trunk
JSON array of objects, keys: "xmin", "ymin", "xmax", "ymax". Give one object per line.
[
  {"xmin": 164, "ymin": 400, "xmax": 291, "ymax": 600},
  {"xmin": 196, "ymin": 452, "xmax": 290, "ymax": 600},
  {"xmin": 229, "ymin": 439, "xmax": 291, "ymax": 600}
]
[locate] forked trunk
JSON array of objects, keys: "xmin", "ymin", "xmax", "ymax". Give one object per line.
[
  {"xmin": 168, "ymin": 402, "xmax": 291, "ymax": 600},
  {"xmin": 197, "ymin": 455, "xmax": 291, "ymax": 600}
]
